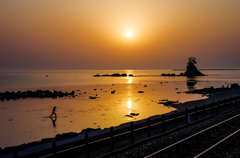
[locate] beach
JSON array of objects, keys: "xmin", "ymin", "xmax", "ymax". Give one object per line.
[{"xmin": 0, "ymin": 69, "xmax": 240, "ymax": 148}]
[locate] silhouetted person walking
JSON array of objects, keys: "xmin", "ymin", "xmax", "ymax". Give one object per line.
[{"xmin": 50, "ymin": 106, "xmax": 57, "ymax": 118}]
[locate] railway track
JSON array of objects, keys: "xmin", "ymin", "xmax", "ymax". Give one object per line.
[
  {"xmin": 195, "ymin": 129, "xmax": 240, "ymax": 158},
  {"xmin": 145, "ymin": 113, "xmax": 240, "ymax": 158}
]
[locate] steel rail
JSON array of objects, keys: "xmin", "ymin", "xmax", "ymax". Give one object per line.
[
  {"xmin": 144, "ymin": 113, "xmax": 240, "ymax": 158},
  {"xmin": 194, "ymin": 128, "xmax": 240, "ymax": 158}
]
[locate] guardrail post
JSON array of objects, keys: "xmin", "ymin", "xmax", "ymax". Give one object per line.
[
  {"xmin": 148, "ymin": 117, "xmax": 151, "ymax": 137},
  {"xmin": 174, "ymin": 111, "xmax": 178, "ymax": 127},
  {"xmin": 233, "ymin": 101, "xmax": 236, "ymax": 107},
  {"xmin": 85, "ymin": 133, "xmax": 89, "ymax": 145},
  {"xmin": 110, "ymin": 127, "xmax": 114, "ymax": 151},
  {"xmin": 85, "ymin": 133, "xmax": 89, "ymax": 158},
  {"xmin": 202, "ymin": 104, "xmax": 206, "ymax": 117},
  {"xmin": 161, "ymin": 114, "xmax": 165, "ymax": 132},
  {"xmin": 13, "ymin": 150, "xmax": 18, "ymax": 158},
  {"xmin": 236, "ymin": 100, "xmax": 240, "ymax": 106},
  {"xmin": 174, "ymin": 111, "xmax": 178, "ymax": 119},
  {"xmin": 185, "ymin": 108, "xmax": 188, "ymax": 124},
  {"xmin": 195, "ymin": 105, "xmax": 198, "ymax": 111},
  {"xmin": 148, "ymin": 117, "xmax": 151, "ymax": 128},
  {"xmin": 162, "ymin": 114, "xmax": 165, "ymax": 123},
  {"xmin": 195, "ymin": 106, "xmax": 198, "ymax": 120},
  {"xmin": 130, "ymin": 122, "xmax": 134, "ymax": 133},
  {"xmin": 216, "ymin": 104, "xmax": 219, "ymax": 114},
  {"xmin": 130, "ymin": 122, "xmax": 134, "ymax": 143},
  {"xmin": 110, "ymin": 126, "xmax": 114, "ymax": 138},
  {"xmin": 52, "ymin": 139, "xmax": 56, "ymax": 155}
]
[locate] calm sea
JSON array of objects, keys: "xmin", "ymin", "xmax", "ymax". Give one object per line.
[{"xmin": 0, "ymin": 69, "xmax": 240, "ymax": 148}]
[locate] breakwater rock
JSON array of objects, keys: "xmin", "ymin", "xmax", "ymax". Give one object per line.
[
  {"xmin": 161, "ymin": 73, "xmax": 176, "ymax": 77},
  {"xmin": 0, "ymin": 90, "xmax": 75, "ymax": 101},
  {"xmin": 93, "ymin": 73, "xmax": 135, "ymax": 77}
]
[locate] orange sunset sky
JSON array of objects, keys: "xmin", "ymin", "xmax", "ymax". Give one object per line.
[{"xmin": 0, "ymin": 0, "xmax": 240, "ymax": 70}]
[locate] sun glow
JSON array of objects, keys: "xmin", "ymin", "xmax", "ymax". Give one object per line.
[{"xmin": 126, "ymin": 31, "xmax": 133, "ymax": 38}]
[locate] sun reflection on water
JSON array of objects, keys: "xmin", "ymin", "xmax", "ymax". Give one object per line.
[
  {"xmin": 127, "ymin": 100, "xmax": 132, "ymax": 109},
  {"xmin": 128, "ymin": 79, "xmax": 132, "ymax": 84}
]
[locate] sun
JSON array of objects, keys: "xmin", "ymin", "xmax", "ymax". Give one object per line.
[{"xmin": 126, "ymin": 31, "xmax": 133, "ymax": 38}]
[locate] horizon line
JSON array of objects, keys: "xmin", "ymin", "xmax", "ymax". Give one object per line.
[{"xmin": 0, "ymin": 68, "xmax": 240, "ymax": 71}]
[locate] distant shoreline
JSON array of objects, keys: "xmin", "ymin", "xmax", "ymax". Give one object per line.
[{"xmin": 173, "ymin": 69, "xmax": 240, "ymax": 71}]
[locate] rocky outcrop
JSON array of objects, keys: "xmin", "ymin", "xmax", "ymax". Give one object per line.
[
  {"xmin": 179, "ymin": 57, "xmax": 205, "ymax": 77},
  {"xmin": 93, "ymin": 73, "xmax": 135, "ymax": 77},
  {"xmin": 0, "ymin": 90, "xmax": 75, "ymax": 101}
]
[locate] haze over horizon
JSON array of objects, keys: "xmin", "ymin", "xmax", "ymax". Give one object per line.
[{"xmin": 1, "ymin": 0, "xmax": 240, "ymax": 70}]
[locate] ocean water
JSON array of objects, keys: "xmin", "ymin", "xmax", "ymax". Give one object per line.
[{"xmin": 0, "ymin": 69, "xmax": 240, "ymax": 148}]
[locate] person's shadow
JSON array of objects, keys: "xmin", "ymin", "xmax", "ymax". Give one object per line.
[{"xmin": 50, "ymin": 115, "xmax": 57, "ymax": 128}]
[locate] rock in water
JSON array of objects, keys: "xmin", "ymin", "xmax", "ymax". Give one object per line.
[{"xmin": 180, "ymin": 57, "xmax": 205, "ymax": 77}]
